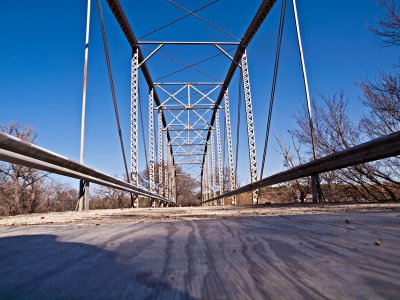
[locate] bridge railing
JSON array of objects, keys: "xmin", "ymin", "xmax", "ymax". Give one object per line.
[
  {"xmin": 0, "ymin": 132, "xmax": 174, "ymax": 206},
  {"xmin": 201, "ymin": 131, "xmax": 400, "ymax": 204}
]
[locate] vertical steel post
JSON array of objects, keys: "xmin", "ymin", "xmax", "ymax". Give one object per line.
[
  {"xmin": 292, "ymin": 0, "xmax": 323, "ymax": 202},
  {"xmin": 131, "ymin": 48, "xmax": 139, "ymax": 207},
  {"xmin": 148, "ymin": 88, "xmax": 155, "ymax": 207},
  {"xmin": 210, "ymin": 133, "xmax": 217, "ymax": 205},
  {"xmin": 164, "ymin": 131, "xmax": 169, "ymax": 199},
  {"xmin": 215, "ymin": 111, "xmax": 224, "ymax": 205},
  {"xmin": 241, "ymin": 51, "xmax": 259, "ymax": 204},
  {"xmin": 78, "ymin": 0, "xmax": 91, "ymax": 211},
  {"xmin": 187, "ymin": 84, "xmax": 191, "ymax": 162},
  {"xmin": 224, "ymin": 89, "xmax": 236, "ymax": 205},
  {"xmin": 169, "ymin": 158, "xmax": 173, "ymax": 201},
  {"xmin": 170, "ymin": 156, "xmax": 175, "ymax": 201},
  {"xmin": 131, "ymin": 49, "xmax": 139, "ymax": 185},
  {"xmin": 205, "ymin": 158, "xmax": 208, "ymax": 204},
  {"xmin": 157, "ymin": 109, "xmax": 163, "ymax": 197},
  {"xmin": 167, "ymin": 154, "xmax": 171, "ymax": 200},
  {"xmin": 201, "ymin": 167, "xmax": 205, "ymax": 204},
  {"xmin": 206, "ymin": 151, "xmax": 211, "ymax": 202}
]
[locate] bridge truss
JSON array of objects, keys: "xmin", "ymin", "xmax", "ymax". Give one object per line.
[
  {"xmin": 1, "ymin": 0, "xmax": 400, "ymax": 210},
  {"xmin": 101, "ymin": 0, "xmax": 279, "ymax": 207}
]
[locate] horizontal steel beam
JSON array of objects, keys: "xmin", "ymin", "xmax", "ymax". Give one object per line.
[
  {"xmin": 165, "ymin": 123, "xmax": 211, "ymax": 126},
  {"xmin": 202, "ymin": 131, "xmax": 400, "ymax": 204},
  {"xmin": 172, "ymin": 153, "xmax": 204, "ymax": 156},
  {"xmin": 138, "ymin": 41, "xmax": 240, "ymax": 45},
  {"xmin": 154, "ymin": 82, "xmax": 223, "ymax": 85},
  {"xmin": 171, "ymin": 143, "xmax": 208, "ymax": 146},
  {"xmin": 161, "ymin": 107, "xmax": 221, "ymax": 111},
  {"xmin": 164, "ymin": 129, "xmax": 213, "ymax": 132},
  {"xmin": 0, "ymin": 132, "xmax": 174, "ymax": 205}
]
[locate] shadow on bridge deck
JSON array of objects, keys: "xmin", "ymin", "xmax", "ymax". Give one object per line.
[{"xmin": 0, "ymin": 209, "xmax": 400, "ymax": 299}]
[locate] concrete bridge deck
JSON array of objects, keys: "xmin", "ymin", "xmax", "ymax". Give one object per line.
[{"xmin": 0, "ymin": 203, "xmax": 399, "ymax": 299}]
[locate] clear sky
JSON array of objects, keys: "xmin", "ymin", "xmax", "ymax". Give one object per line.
[{"xmin": 0, "ymin": 0, "xmax": 399, "ymax": 187}]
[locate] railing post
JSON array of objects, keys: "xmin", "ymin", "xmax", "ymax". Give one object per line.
[{"xmin": 241, "ymin": 51, "xmax": 259, "ymax": 204}]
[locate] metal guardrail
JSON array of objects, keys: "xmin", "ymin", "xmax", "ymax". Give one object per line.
[
  {"xmin": 0, "ymin": 132, "xmax": 174, "ymax": 205},
  {"xmin": 202, "ymin": 131, "xmax": 400, "ymax": 204}
]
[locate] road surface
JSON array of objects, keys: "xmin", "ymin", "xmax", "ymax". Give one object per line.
[{"xmin": 0, "ymin": 204, "xmax": 399, "ymax": 299}]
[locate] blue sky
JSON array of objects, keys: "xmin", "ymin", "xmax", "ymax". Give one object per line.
[{"xmin": 0, "ymin": 0, "xmax": 399, "ymax": 186}]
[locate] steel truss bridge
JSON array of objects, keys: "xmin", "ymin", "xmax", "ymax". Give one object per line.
[{"xmin": 1, "ymin": 0, "xmax": 400, "ymax": 210}]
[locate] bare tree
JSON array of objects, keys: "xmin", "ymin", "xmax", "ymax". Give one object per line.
[
  {"xmin": 359, "ymin": 71, "xmax": 400, "ymax": 137},
  {"xmin": 372, "ymin": 0, "xmax": 400, "ymax": 46},
  {"xmin": 91, "ymin": 182, "xmax": 130, "ymax": 209},
  {"xmin": 275, "ymin": 135, "xmax": 311, "ymax": 203},
  {"xmin": 0, "ymin": 123, "xmax": 82, "ymax": 215},
  {"xmin": 289, "ymin": 91, "xmax": 400, "ymax": 202},
  {"xmin": 0, "ymin": 123, "xmax": 51, "ymax": 215},
  {"xmin": 176, "ymin": 172, "xmax": 200, "ymax": 206},
  {"xmin": 139, "ymin": 163, "xmax": 200, "ymax": 206}
]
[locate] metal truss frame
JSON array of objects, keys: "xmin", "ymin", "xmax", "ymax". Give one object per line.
[
  {"xmin": 154, "ymin": 82, "xmax": 222, "ymax": 183},
  {"xmin": 53, "ymin": 0, "xmax": 400, "ymax": 211},
  {"xmin": 106, "ymin": 0, "xmax": 278, "ymax": 205}
]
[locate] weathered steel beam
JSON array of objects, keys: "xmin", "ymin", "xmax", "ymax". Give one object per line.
[{"xmin": 202, "ymin": 131, "xmax": 400, "ymax": 204}]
